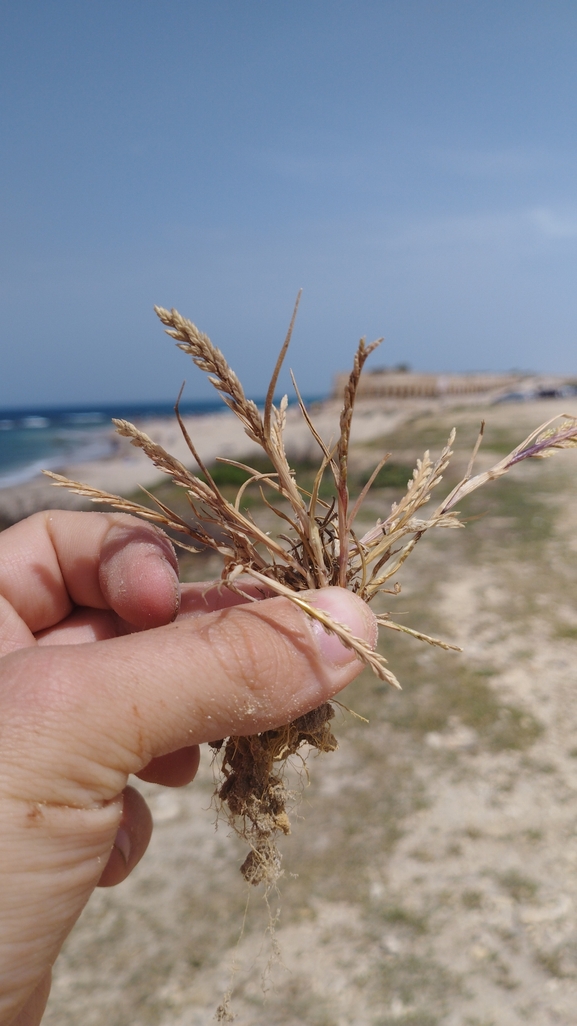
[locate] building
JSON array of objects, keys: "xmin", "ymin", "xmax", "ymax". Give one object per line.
[{"xmin": 332, "ymin": 370, "xmax": 524, "ymax": 400}]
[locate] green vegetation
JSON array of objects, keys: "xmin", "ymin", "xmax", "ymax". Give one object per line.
[{"xmin": 359, "ymin": 461, "xmax": 415, "ymax": 490}]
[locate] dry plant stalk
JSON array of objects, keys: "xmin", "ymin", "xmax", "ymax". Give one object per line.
[{"xmin": 45, "ymin": 302, "xmax": 577, "ymax": 887}]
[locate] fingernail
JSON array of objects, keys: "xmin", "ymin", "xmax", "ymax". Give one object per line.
[
  {"xmin": 113, "ymin": 826, "xmax": 131, "ymax": 865},
  {"xmin": 305, "ymin": 588, "xmax": 378, "ymax": 667}
]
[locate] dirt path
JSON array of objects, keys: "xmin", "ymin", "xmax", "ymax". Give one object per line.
[{"xmin": 43, "ymin": 399, "xmax": 577, "ymax": 1026}]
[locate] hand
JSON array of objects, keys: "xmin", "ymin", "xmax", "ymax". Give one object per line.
[{"xmin": 0, "ymin": 510, "xmax": 376, "ymax": 1025}]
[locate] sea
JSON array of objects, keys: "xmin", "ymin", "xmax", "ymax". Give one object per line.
[
  {"xmin": 0, "ymin": 399, "xmax": 228, "ymax": 488},
  {"xmin": 0, "ymin": 395, "xmax": 324, "ymax": 489}
]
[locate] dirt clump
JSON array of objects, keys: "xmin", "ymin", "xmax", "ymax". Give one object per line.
[{"xmin": 213, "ymin": 703, "xmax": 338, "ymax": 885}]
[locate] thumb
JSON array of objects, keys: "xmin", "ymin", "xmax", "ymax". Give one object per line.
[{"xmin": 2, "ymin": 587, "xmax": 377, "ymax": 807}]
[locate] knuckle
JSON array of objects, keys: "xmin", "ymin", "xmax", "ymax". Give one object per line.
[{"xmin": 208, "ymin": 607, "xmax": 290, "ymax": 703}]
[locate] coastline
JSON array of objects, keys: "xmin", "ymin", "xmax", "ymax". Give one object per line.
[
  {"xmin": 3, "ymin": 388, "xmax": 564, "ymax": 529},
  {"xmin": 0, "ymin": 398, "xmax": 416, "ymax": 528}
]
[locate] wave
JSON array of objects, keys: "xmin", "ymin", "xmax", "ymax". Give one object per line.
[{"xmin": 0, "ymin": 434, "xmax": 117, "ymax": 489}]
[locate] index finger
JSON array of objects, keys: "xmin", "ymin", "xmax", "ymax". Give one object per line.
[{"xmin": 0, "ymin": 510, "xmax": 180, "ymax": 634}]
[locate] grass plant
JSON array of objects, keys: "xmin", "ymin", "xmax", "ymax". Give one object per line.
[{"xmin": 45, "ymin": 300, "xmax": 577, "ymax": 889}]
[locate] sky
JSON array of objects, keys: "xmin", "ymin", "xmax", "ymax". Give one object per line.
[{"xmin": 1, "ymin": 0, "xmax": 577, "ymax": 407}]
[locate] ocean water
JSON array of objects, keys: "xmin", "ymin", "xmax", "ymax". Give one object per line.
[
  {"xmin": 0, "ymin": 400, "xmax": 227, "ymax": 488},
  {"xmin": 0, "ymin": 395, "xmax": 323, "ymax": 488}
]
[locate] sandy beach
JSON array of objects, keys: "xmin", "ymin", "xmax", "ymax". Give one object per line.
[
  {"xmin": 0, "ymin": 388, "xmax": 523, "ymax": 528},
  {"xmin": 0, "ymin": 396, "xmax": 436, "ymax": 526}
]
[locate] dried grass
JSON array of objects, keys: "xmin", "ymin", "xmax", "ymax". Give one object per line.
[{"xmin": 45, "ymin": 300, "xmax": 577, "ymax": 886}]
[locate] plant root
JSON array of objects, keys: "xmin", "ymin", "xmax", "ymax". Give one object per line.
[{"xmin": 212, "ymin": 702, "xmax": 338, "ymax": 886}]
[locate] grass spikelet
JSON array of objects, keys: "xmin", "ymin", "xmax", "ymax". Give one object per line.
[{"xmin": 44, "ymin": 301, "xmax": 577, "ymax": 888}]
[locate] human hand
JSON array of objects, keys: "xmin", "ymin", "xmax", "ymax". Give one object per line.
[{"xmin": 0, "ymin": 510, "xmax": 376, "ymax": 1025}]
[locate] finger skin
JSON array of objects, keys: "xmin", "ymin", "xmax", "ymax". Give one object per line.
[
  {"xmin": 0, "ymin": 510, "xmax": 180, "ymax": 638},
  {"xmin": 35, "ymin": 607, "xmax": 121, "ymax": 646},
  {"xmin": 1, "ymin": 591, "xmax": 375, "ymax": 806},
  {"xmin": 33, "ymin": 581, "xmax": 264, "ymax": 648},
  {"xmin": 97, "ymin": 785, "xmax": 153, "ymax": 888},
  {"xmin": 0, "ymin": 792, "xmax": 123, "ymax": 1024},
  {"xmin": 8, "ymin": 970, "xmax": 51, "ymax": 1026},
  {"xmin": 136, "ymin": 745, "xmax": 201, "ymax": 787},
  {"xmin": 0, "ymin": 594, "xmax": 35, "ymax": 657}
]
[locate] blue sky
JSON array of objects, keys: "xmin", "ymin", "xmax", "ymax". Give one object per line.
[{"xmin": 1, "ymin": 1, "xmax": 577, "ymax": 406}]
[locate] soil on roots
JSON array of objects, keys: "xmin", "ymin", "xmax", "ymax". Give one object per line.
[{"xmin": 213, "ymin": 703, "xmax": 338, "ymax": 886}]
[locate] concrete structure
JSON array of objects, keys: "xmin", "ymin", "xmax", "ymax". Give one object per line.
[{"xmin": 332, "ymin": 370, "xmax": 524, "ymax": 400}]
